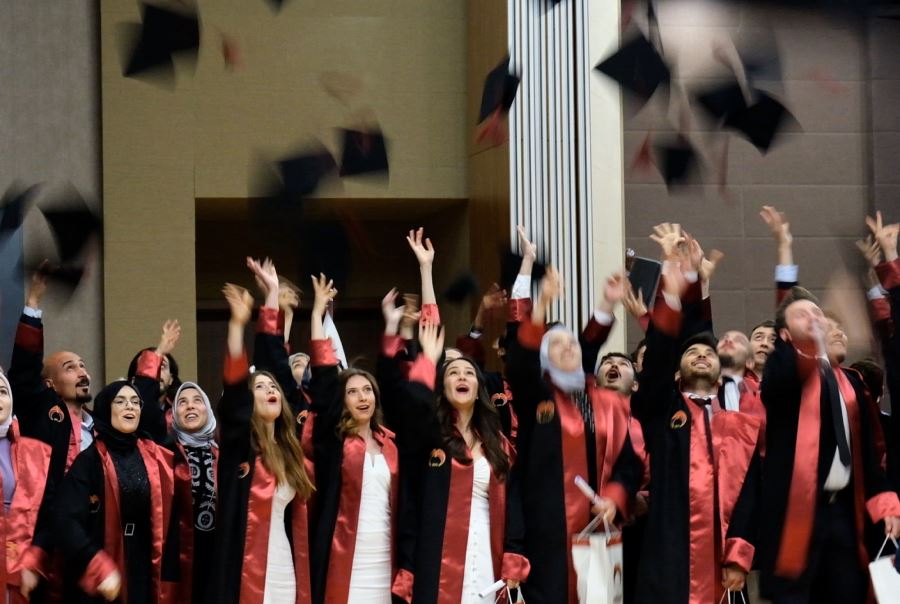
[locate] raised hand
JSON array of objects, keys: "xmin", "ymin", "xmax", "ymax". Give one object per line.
[
  {"xmin": 700, "ymin": 249, "xmax": 725, "ymax": 284},
  {"xmin": 418, "ymin": 320, "xmax": 445, "ymax": 365},
  {"xmin": 760, "ymin": 205, "xmax": 794, "ymax": 265},
  {"xmin": 598, "ymin": 271, "xmax": 626, "ymax": 314},
  {"xmin": 381, "ymin": 288, "xmax": 405, "ymax": 334},
  {"xmin": 481, "ymin": 283, "xmax": 508, "ymax": 312},
  {"xmin": 156, "ymin": 319, "xmax": 181, "ymax": 357},
  {"xmin": 866, "ymin": 211, "xmax": 899, "ymax": 262},
  {"xmin": 649, "ymin": 223, "xmax": 685, "ymax": 261},
  {"xmin": 856, "ymin": 235, "xmax": 883, "ymax": 268},
  {"xmin": 533, "ymin": 266, "xmax": 562, "ymax": 326},
  {"xmin": 399, "ymin": 293, "xmax": 421, "ymax": 339},
  {"xmin": 26, "ymin": 260, "xmax": 50, "ymax": 309},
  {"xmin": 622, "ymin": 279, "xmax": 648, "ymax": 319},
  {"xmin": 311, "ymin": 273, "xmax": 337, "ymax": 315},
  {"xmin": 660, "ymin": 256, "xmax": 688, "ymax": 302},
  {"xmin": 279, "ymin": 283, "xmax": 300, "ymax": 313},
  {"xmin": 517, "ymin": 224, "xmax": 537, "ymax": 261},
  {"xmin": 223, "ymin": 283, "xmax": 254, "ymax": 326},
  {"xmin": 406, "ymin": 227, "xmax": 435, "ymax": 267}
]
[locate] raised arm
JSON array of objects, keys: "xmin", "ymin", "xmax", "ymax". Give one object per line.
[
  {"xmin": 248, "ymin": 257, "xmax": 303, "ymax": 409},
  {"xmin": 131, "ymin": 319, "xmax": 181, "ymax": 443},
  {"xmin": 7, "ymin": 268, "xmax": 54, "ymax": 434},
  {"xmin": 407, "ymin": 227, "xmax": 440, "ymax": 325},
  {"xmin": 581, "ymin": 271, "xmax": 626, "ymax": 375},
  {"xmin": 219, "ymin": 284, "xmax": 254, "ymax": 448},
  {"xmin": 760, "ymin": 205, "xmax": 797, "ymax": 307},
  {"xmin": 308, "ymin": 273, "xmax": 342, "ymax": 441},
  {"xmin": 456, "ymin": 283, "xmax": 507, "ymax": 364}
]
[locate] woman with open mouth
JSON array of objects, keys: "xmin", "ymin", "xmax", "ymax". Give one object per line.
[
  {"xmin": 207, "ymin": 279, "xmax": 315, "ymax": 604},
  {"xmin": 0, "ymin": 371, "xmax": 57, "ymax": 602},
  {"xmin": 305, "ymin": 273, "xmax": 411, "ymax": 604},
  {"xmin": 503, "ymin": 265, "xmax": 644, "ymax": 604},
  {"xmin": 377, "ymin": 311, "xmax": 530, "ymax": 603},
  {"xmin": 54, "ymin": 379, "xmax": 175, "ymax": 604}
]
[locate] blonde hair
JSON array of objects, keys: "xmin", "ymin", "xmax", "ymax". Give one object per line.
[{"xmin": 250, "ymin": 372, "xmax": 314, "ymax": 499}]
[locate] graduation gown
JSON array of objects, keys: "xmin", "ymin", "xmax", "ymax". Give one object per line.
[
  {"xmin": 0, "ymin": 420, "xmax": 55, "ymax": 603},
  {"xmin": 306, "ymin": 338, "xmax": 412, "ymax": 604},
  {"xmin": 54, "ymin": 438, "xmax": 174, "ymax": 604},
  {"xmin": 504, "ymin": 302, "xmax": 643, "ymax": 604},
  {"xmin": 875, "ymin": 258, "xmax": 900, "ymax": 493},
  {"xmin": 376, "ymin": 345, "xmax": 530, "ymax": 604},
  {"xmin": 630, "ymin": 302, "xmax": 762, "ymax": 604},
  {"xmin": 758, "ymin": 335, "xmax": 900, "ymax": 597},
  {"xmin": 8, "ymin": 313, "xmax": 85, "ymax": 482},
  {"xmin": 206, "ymin": 352, "xmax": 311, "ymax": 604}
]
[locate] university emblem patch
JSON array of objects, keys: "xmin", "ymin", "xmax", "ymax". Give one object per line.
[
  {"xmin": 536, "ymin": 400, "xmax": 555, "ymax": 424},
  {"xmin": 670, "ymin": 410, "xmax": 688, "ymax": 429}
]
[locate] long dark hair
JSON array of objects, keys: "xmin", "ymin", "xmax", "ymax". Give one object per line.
[
  {"xmin": 336, "ymin": 368, "xmax": 385, "ymax": 438},
  {"xmin": 436, "ymin": 356, "xmax": 510, "ymax": 481},
  {"xmin": 249, "ymin": 371, "xmax": 314, "ymax": 499},
  {"xmin": 127, "ymin": 347, "xmax": 182, "ymax": 401}
]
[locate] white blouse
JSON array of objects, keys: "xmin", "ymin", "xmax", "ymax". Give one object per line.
[
  {"xmin": 347, "ymin": 452, "xmax": 393, "ymax": 603},
  {"xmin": 264, "ymin": 483, "xmax": 296, "ymax": 604},
  {"xmin": 461, "ymin": 457, "xmax": 496, "ymax": 603}
]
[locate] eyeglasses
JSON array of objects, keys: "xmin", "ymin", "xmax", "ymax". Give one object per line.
[{"xmin": 112, "ymin": 398, "xmax": 143, "ymax": 409}]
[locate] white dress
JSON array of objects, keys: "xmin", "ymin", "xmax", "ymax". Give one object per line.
[
  {"xmin": 460, "ymin": 457, "xmax": 496, "ymax": 604},
  {"xmin": 264, "ymin": 483, "xmax": 297, "ymax": 604},
  {"xmin": 347, "ymin": 452, "xmax": 393, "ymax": 603}
]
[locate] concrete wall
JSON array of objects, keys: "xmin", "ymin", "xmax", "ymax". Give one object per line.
[
  {"xmin": 0, "ymin": 1, "xmax": 102, "ymax": 380},
  {"xmin": 622, "ymin": 0, "xmax": 895, "ymax": 353}
]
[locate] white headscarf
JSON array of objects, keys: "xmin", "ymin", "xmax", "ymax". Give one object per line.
[
  {"xmin": 539, "ymin": 325, "xmax": 586, "ymax": 394},
  {"xmin": 172, "ymin": 382, "xmax": 217, "ymax": 449},
  {"xmin": 0, "ymin": 373, "xmax": 14, "ymax": 438}
]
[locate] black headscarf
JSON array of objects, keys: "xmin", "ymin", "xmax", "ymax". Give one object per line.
[{"xmin": 92, "ymin": 380, "xmax": 144, "ymax": 452}]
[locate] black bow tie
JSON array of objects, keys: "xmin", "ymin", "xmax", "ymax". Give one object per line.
[{"xmin": 689, "ymin": 395, "xmax": 714, "ymax": 406}]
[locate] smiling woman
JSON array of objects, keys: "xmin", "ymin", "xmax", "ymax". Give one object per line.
[{"xmin": 54, "ymin": 380, "xmax": 175, "ymax": 604}]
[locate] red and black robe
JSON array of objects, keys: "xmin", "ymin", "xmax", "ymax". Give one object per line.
[
  {"xmin": 376, "ymin": 342, "xmax": 530, "ymax": 603},
  {"xmin": 306, "ymin": 337, "xmax": 414, "ymax": 603},
  {"xmin": 0, "ymin": 420, "xmax": 55, "ymax": 604},
  {"xmin": 54, "ymin": 437, "xmax": 174, "ymax": 604},
  {"xmin": 758, "ymin": 333, "xmax": 900, "ymax": 598},
  {"xmin": 501, "ymin": 302, "xmax": 642, "ymax": 604},
  {"xmin": 630, "ymin": 301, "xmax": 762, "ymax": 604},
  {"xmin": 206, "ymin": 352, "xmax": 312, "ymax": 604}
]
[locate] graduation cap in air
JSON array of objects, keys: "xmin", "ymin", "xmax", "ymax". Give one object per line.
[
  {"xmin": 0, "ymin": 183, "xmax": 40, "ymax": 235},
  {"xmin": 22, "ymin": 260, "xmax": 87, "ymax": 303},
  {"xmin": 654, "ymin": 136, "xmax": 699, "ymax": 188},
  {"xmin": 123, "ymin": 3, "xmax": 200, "ymax": 78},
  {"xmin": 594, "ymin": 33, "xmax": 670, "ymax": 101},
  {"xmin": 279, "ymin": 151, "xmax": 338, "ymax": 198},
  {"xmin": 442, "ymin": 272, "xmax": 480, "ymax": 304},
  {"xmin": 500, "ymin": 250, "xmax": 546, "ymax": 292},
  {"xmin": 695, "ymin": 81, "xmax": 748, "ymax": 123},
  {"xmin": 39, "ymin": 191, "xmax": 101, "ymax": 262},
  {"xmin": 723, "ymin": 91, "xmax": 795, "ymax": 153},
  {"xmin": 478, "ymin": 56, "xmax": 520, "ymax": 123},
  {"xmin": 339, "ymin": 128, "xmax": 389, "ymax": 177}
]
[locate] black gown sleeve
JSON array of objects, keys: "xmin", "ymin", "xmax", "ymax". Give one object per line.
[
  {"xmin": 54, "ymin": 448, "xmax": 104, "ymax": 578},
  {"xmin": 630, "ymin": 312, "xmax": 682, "ymax": 453},
  {"xmin": 7, "ymin": 314, "xmax": 57, "ymax": 439}
]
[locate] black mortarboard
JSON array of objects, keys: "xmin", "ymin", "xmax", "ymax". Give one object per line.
[
  {"xmin": 39, "ymin": 191, "xmax": 101, "ymax": 262},
  {"xmin": 681, "ymin": 331, "xmax": 719, "ymax": 356},
  {"xmin": 478, "ymin": 56, "xmax": 520, "ymax": 123},
  {"xmin": 723, "ymin": 91, "xmax": 794, "ymax": 153},
  {"xmin": 0, "ymin": 183, "xmax": 40, "ymax": 234},
  {"xmin": 594, "ymin": 33, "xmax": 670, "ymax": 101},
  {"xmin": 22, "ymin": 261, "xmax": 87, "ymax": 303},
  {"xmin": 500, "ymin": 250, "xmax": 546, "ymax": 291},
  {"xmin": 626, "ymin": 256, "xmax": 661, "ymax": 309},
  {"xmin": 279, "ymin": 151, "xmax": 337, "ymax": 198},
  {"xmin": 654, "ymin": 136, "xmax": 699, "ymax": 188},
  {"xmin": 695, "ymin": 81, "xmax": 747, "ymax": 122},
  {"xmin": 124, "ymin": 3, "xmax": 200, "ymax": 78},
  {"xmin": 442, "ymin": 272, "xmax": 480, "ymax": 304},
  {"xmin": 339, "ymin": 129, "xmax": 389, "ymax": 177}
]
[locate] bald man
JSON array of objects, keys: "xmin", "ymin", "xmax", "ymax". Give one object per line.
[{"xmin": 7, "ymin": 270, "xmax": 94, "ymax": 484}]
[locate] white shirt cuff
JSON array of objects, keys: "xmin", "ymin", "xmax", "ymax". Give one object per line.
[
  {"xmin": 867, "ymin": 285, "xmax": 888, "ymax": 301},
  {"xmin": 684, "ymin": 271, "xmax": 699, "ymax": 284},
  {"xmin": 511, "ymin": 274, "xmax": 531, "ymax": 300},
  {"xmin": 468, "ymin": 328, "xmax": 483, "ymax": 339},
  {"xmin": 23, "ymin": 307, "xmax": 42, "ymax": 319},
  {"xmin": 775, "ymin": 264, "xmax": 799, "ymax": 283},
  {"xmin": 662, "ymin": 291, "xmax": 682, "ymax": 311},
  {"xmin": 592, "ymin": 309, "xmax": 614, "ymax": 326}
]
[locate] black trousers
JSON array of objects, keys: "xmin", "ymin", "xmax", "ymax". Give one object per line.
[{"xmin": 773, "ymin": 489, "xmax": 868, "ymax": 604}]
